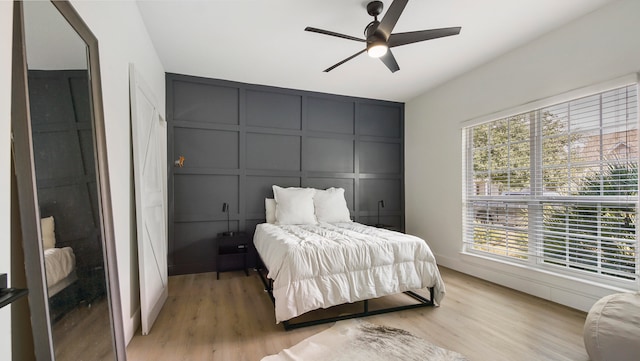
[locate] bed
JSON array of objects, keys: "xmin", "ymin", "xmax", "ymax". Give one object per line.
[
  {"xmin": 41, "ymin": 216, "xmax": 80, "ymax": 321},
  {"xmin": 254, "ymin": 186, "xmax": 446, "ymax": 329},
  {"xmin": 44, "ymin": 246, "xmax": 77, "ymax": 297},
  {"xmin": 41, "ymin": 216, "xmax": 78, "ymax": 298}
]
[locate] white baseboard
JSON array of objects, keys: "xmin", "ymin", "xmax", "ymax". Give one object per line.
[{"xmin": 434, "ymin": 252, "xmax": 632, "ymax": 313}]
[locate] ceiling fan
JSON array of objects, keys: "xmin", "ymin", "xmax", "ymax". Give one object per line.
[{"xmin": 305, "ymin": 0, "xmax": 461, "ymax": 73}]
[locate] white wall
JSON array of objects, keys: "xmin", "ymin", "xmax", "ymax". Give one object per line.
[
  {"xmin": 1, "ymin": 0, "xmax": 14, "ymax": 357},
  {"xmin": 1, "ymin": 1, "xmax": 165, "ymax": 353},
  {"xmin": 406, "ymin": 0, "xmax": 640, "ymax": 312},
  {"xmin": 70, "ymin": 0, "xmax": 166, "ymax": 343}
]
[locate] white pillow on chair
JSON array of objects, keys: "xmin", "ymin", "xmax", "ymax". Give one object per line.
[
  {"xmin": 272, "ymin": 185, "xmax": 317, "ymax": 225},
  {"xmin": 313, "ymin": 187, "xmax": 351, "ymax": 223},
  {"xmin": 41, "ymin": 216, "xmax": 56, "ymax": 250}
]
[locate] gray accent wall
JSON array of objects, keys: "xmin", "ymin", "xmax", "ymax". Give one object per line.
[
  {"xmin": 167, "ymin": 73, "xmax": 404, "ymax": 275},
  {"xmin": 28, "ymin": 70, "xmax": 102, "ymax": 268}
]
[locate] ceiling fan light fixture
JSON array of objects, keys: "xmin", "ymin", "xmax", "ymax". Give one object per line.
[
  {"xmin": 367, "ymin": 41, "xmax": 388, "ymax": 58},
  {"xmin": 305, "ymin": 0, "xmax": 462, "ymax": 72}
]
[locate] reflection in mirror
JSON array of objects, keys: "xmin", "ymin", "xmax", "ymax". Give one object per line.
[{"xmin": 23, "ymin": 1, "xmax": 116, "ymax": 359}]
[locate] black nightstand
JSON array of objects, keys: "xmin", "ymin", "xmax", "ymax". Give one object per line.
[
  {"xmin": 215, "ymin": 232, "xmax": 250, "ymax": 280},
  {"xmin": 71, "ymin": 241, "xmax": 107, "ymax": 305},
  {"xmin": 78, "ymin": 265, "xmax": 106, "ymax": 304}
]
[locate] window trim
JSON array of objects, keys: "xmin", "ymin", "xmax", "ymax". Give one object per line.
[
  {"xmin": 461, "ymin": 73, "xmax": 639, "ymax": 129},
  {"xmin": 462, "ymin": 75, "xmax": 640, "ymax": 289}
]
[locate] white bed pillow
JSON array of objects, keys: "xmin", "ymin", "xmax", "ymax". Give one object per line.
[
  {"xmin": 265, "ymin": 198, "xmax": 276, "ymax": 224},
  {"xmin": 272, "ymin": 185, "xmax": 317, "ymax": 225},
  {"xmin": 313, "ymin": 187, "xmax": 351, "ymax": 223},
  {"xmin": 41, "ymin": 216, "xmax": 56, "ymax": 250}
]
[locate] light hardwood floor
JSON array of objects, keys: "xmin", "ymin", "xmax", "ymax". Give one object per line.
[
  {"xmin": 126, "ymin": 267, "xmax": 590, "ymax": 361},
  {"xmin": 52, "ymin": 297, "xmax": 115, "ymax": 361}
]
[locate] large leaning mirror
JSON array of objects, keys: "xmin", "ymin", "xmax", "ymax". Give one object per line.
[{"xmin": 11, "ymin": 1, "xmax": 126, "ymax": 360}]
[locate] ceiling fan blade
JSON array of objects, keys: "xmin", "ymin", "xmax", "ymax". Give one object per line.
[
  {"xmin": 305, "ymin": 27, "xmax": 365, "ymax": 42},
  {"xmin": 379, "ymin": 49, "xmax": 400, "ymax": 73},
  {"xmin": 377, "ymin": 0, "xmax": 409, "ymax": 39},
  {"xmin": 323, "ymin": 49, "xmax": 367, "ymax": 72},
  {"xmin": 388, "ymin": 27, "xmax": 461, "ymax": 47}
]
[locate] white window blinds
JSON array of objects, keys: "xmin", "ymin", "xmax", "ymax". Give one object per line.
[{"xmin": 463, "ymin": 84, "xmax": 639, "ymax": 283}]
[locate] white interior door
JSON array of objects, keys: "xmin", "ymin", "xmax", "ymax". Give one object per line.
[{"xmin": 129, "ymin": 64, "xmax": 168, "ymax": 335}]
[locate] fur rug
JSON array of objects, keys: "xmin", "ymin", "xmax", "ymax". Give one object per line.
[{"xmin": 262, "ymin": 319, "xmax": 469, "ymax": 361}]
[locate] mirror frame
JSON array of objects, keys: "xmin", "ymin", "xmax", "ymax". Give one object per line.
[{"xmin": 11, "ymin": 1, "xmax": 126, "ymax": 359}]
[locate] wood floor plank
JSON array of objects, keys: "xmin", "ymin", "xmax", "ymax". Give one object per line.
[
  {"xmin": 52, "ymin": 298, "xmax": 115, "ymax": 361},
  {"xmin": 126, "ymin": 267, "xmax": 589, "ymax": 361}
]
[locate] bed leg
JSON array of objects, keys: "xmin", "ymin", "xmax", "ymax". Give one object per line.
[{"xmin": 255, "ymin": 262, "xmax": 275, "ymax": 303}]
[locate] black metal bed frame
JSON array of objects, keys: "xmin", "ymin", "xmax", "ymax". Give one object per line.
[{"xmin": 256, "ymin": 264, "xmax": 435, "ymax": 330}]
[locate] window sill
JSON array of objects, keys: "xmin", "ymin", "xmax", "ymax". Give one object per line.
[
  {"xmin": 458, "ymin": 251, "xmax": 637, "ymax": 295},
  {"xmin": 452, "ymin": 252, "xmax": 640, "ymax": 312}
]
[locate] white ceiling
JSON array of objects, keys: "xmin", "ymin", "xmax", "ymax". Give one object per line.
[{"xmin": 136, "ymin": 0, "xmax": 615, "ymax": 102}]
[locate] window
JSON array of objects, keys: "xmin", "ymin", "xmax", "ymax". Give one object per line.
[{"xmin": 463, "ymin": 82, "xmax": 639, "ymax": 285}]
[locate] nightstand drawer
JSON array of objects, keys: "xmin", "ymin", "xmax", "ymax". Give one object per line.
[
  {"xmin": 218, "ymin": 241, "xmax": 248, "ymax": 255},
  {"xmin": 215, "ymin": 232, "xmax": 250, "ymax": 279}
]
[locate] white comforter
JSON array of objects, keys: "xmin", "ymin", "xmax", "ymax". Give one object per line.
[
  {"xmin": 44, "ymin": 246, "xmax": 76, "ymax": 287},
  {"xmin": 254, "ymin": 222, "xmax": 446, "ymax": 323}
]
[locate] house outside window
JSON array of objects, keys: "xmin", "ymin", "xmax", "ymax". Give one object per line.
[{"xmin": 463, "ymin": 81, "xmax": 639, "ymax": 287}]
